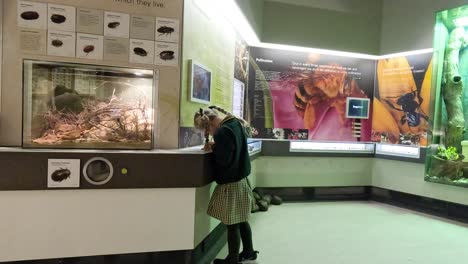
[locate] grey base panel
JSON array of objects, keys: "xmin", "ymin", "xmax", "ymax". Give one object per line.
[{"xmin": 4, "ymin": 223, "xmax": 227, "ymax": 264}]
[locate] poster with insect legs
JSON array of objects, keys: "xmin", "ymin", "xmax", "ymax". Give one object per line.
[
  {"xmin": 47, "ymin": 159, "xmax": 80, "ymax": 188},
  {"xmin": 76, "ymin": 33, "xmax": 103, "ymax": 60},
  {"xmin": 47, "ymin": 30, "xmax": 76, "ymax": 57},
  {"xmin": 372, "ymin": 53, "xmax": 432, "ymax": 146},
  {"xmin": 17, "ymin": 1, "xmax": 47, "ymax": 29}
]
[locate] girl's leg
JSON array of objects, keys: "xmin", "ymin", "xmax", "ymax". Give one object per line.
[
  {"xmin": 226, "ymin": 223, "xmax": 241, "ymax": 263},
  {"xmin": 239, "ymin": 222, "xmax": 253, "ymax": 253},
  {"xmin": 239, "ymin": 221, "xmax": 258, "ymax": 261}
]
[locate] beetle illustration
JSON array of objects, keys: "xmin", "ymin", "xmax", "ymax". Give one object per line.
[
  {"xmin": 51, "ymin": 168, "xmax": 71, "ymax": 182},
  {"xmin": 108, "ymin": 22, "xmax": 120, "ymax": 29},
  {"xmin": 21, "ymin": 11, "xmax": 39, "ymax": 20},
  {"xmin": 383, "ymin": 90, "xmax": 428, "ymax": 127},
  {"xmin": 159, "ymin": 50, "xmax": 174, "ymax": 61},
  {"xmin": 83, "ymin": 45, "xmax": 95, "ymax": 54},
  {"xmin": 157, "ymin": 26, "xmax": 175, "ymax": 36},
  {"xmin": 50, "ymin": 14, "xmax": 66, "ymax": 24},
  {"xmin": 51, "ymin": 39, "xmax": 63, "ymax": 47},
  {"xmin": 133, "ymin": 47, "xmax": 148, "ymax": 57}
]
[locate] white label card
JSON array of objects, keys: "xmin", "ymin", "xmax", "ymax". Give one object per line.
[
  {"xmin": 155, "ymin": 17, "xmax": 179, "ymax": 43},
  {"xmin": 47, "ymin": 159, "xmax": 80, "ymax": 188},
  {"xmin": 154, "ymin": 42, "xmax": 178, "ymax": 66},
  {"xmin": 76, "ymin": 33, "xmax": 104, "ymax": 60},
  {"xmin": 17, "ymin": 1, "xmax": 47, "ymax": 29},
  {"xmin": 130, "ymin": 39, "xmax": 155, "ymax": 65},
  {"xmin": 47, "ymin": 30, "xmax": 76, "ymax": 57},
  {"xmin": 48, "ymin": 4, "xmax": 76, "ymax": 32},
  {"xmin": 104, "ymin": 12, "xmax": 130, "ymax": 38}
]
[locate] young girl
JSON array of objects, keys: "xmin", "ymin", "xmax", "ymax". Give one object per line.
[{"xmin": 194, "ymin": 106, "xmax": 258, "ymax": 264}]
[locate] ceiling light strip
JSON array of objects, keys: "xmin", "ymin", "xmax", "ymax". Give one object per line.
[{"xmin": 227, "ymin": 0, "xmax": 434, "ymax": 60}]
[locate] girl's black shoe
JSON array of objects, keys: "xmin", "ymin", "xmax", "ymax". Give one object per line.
[
  {"xmin": 213, "ymin": 258, "xmax": 240, "ymax": 264},
  {"xmin": 239, "ymin": 250, "xmax": 259, "ymax": 262}
]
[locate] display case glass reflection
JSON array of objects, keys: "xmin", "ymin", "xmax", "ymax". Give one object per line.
[
  {"xmin": 425, "ymin": 5, "xmax": 468, "ymax": 187},
  {"xmin": 23, "ymin": 60, "xmax": 155, "ymax": 149}
]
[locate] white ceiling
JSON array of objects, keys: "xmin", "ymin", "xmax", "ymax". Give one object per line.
[{"xmin": 265, "ymin": 0, "xmax": 382, "ymax": 14}]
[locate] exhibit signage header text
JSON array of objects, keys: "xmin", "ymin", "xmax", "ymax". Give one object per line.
[{"xmin": 113, "ymin": 0, "xmax": 166, "ymax": 8}]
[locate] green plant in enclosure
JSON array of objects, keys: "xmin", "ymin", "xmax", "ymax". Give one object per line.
[{"xmin": 436, "ymin": 146, "xmax": 460, "ymax": 161}]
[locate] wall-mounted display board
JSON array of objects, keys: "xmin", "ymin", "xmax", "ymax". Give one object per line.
[
  {"xmin": 179, "ymin": 0, "xmax": 249, "ymax": 148},
  {"xmin": 425, "ymin": 5, "xmax": 468, "ymax": 188},
  {"xmin": 2, "ymin": 0, "xmax": 183, "ymax": 149},
  {"xmin": 247, "ymin": 47, "xmax": 375, "ymax": 142},
  {"xmin": 372, "ymin": 53, "xmax": 432, "ymax": 146}
]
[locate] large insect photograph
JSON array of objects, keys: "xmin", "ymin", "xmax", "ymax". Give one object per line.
[
  {"xmin": 247, "ymin": 47, "xmax": 375, "ymax": 141},
  {"xmin": 372, "ymin": 54, "xmax": 432, "ymax": 145}
]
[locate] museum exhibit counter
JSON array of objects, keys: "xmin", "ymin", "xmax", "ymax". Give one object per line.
[
  {"xmin": 2, "ymin": 140, "xmax": 468, "ymax": 262},
  {"xmin": 0, "ymin": 144, "xmax": 262, "ymax": 262}
]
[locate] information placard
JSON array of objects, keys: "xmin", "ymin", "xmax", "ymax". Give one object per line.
[
  {"xmin": 104, "ymin": 11, "xmax": 130, "ymax": 38},
  {"xmin": 104, "ymin": 36, "xmax": 129, "ymax": 62},
  {"xmin": 19, "ymin": 28, "xmax": 46, "ymax": 55},
  {"xmin": 154, "ymin": 42, "xmax": 178, "ymax": 66},
  {"xmin": 47, "ymin": 30, "xmax": 76, "ymax": 57},
  {"xmin": 77, "ymin": 8, "xmax": 104, "ymax": 35},
  {"xmin": 155, "ymin": 17, "xmax": 179, "ymax": 43},
  {"xmin": 47, "ymin": 4, "xmax": 76, "ymax": 32},
  {"xmin": 17, "ymin": 1, "xmax": 47, "ymax": 29},
  {"xmin": 76, "ymin": 33, "xmax": 104, "ymax": 60},
  {"xmin": 47, "ymin": 159, "xmax": 80, "ymax": 188},
  {"xmin": 131, "ymin": 15, "xmax": 155, "ymax": 41},
  {"xmin": 130, "ymin": 39, "xmax": 155, "ymax": 65}
]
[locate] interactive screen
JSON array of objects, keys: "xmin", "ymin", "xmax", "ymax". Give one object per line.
[{"xmin": 346, "ymin": 97, "xmax": 370, "ymax": 119}]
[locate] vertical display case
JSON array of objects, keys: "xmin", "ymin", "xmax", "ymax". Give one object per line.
[
  {"xmin": 425, "ymin": 5, "xmax": 468, "ymax": 187},
  {"xmin": 23, "ymin": 60, "xmax": 155, "ymax": 149}
]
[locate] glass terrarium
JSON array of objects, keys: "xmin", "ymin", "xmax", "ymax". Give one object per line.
[
  {"xmin": 23, "ymin": 60, "xmax": 155, "ymax": 149},
  {"xmin": 425, "ymin": 5, "xmax": 468, "ymax": 187}
]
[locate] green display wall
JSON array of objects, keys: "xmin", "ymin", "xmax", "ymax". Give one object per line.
[{"xmin": 180, "ymin": 0, "xmax": 248, "ymax": 147}]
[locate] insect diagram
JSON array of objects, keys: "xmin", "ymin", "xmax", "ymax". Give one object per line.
[
  {"xmin": 383, "ymin": 90, "xmax": 428, "ymax": 127},
  {"xmin": 21, "ymin": 11, "xmax": 40, "ymax": 20},
  {"xmin": 51, "ymin": 39, "xmax": 63, "ymax": 47},
  {"xmin": 157, "ymin": 26, "xmax": 174, "ymax": 36},
  {"xmin": 83, "ymin": 45, "xmax": 95, "ymax": 54},
  {"xmin": 133, "ymin": 47, "xmax": 148, "ymax": 57},
  {"xmin": 108, "ymin": 22, "xmax": 120, "ymax": 29},
  {"xmin": 50, "ymin": 14, "xmax": 66, "ymax": 24},
  {"xmin": 159, "ymin": 50, "xmax": 174, "ymax": 61},
  {"xmin": 51, "ymin": 168, "xmax": 71, "ymax": 182}
]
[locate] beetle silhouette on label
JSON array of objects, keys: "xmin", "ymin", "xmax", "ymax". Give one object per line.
[{"xmin": 51, "ymin": 168, "xmax": 71, "ymax": 182}]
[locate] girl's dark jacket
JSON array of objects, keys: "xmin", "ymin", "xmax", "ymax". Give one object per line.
[{"xmin": 212, "ymin": 117, "xmax": 251, "ymax": 184}]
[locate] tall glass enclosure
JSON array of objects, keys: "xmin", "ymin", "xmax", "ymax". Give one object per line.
[
  {"xmin": 425, "ymin": 5, "xmax": 468, "ymax": 187},
  {"xmin": 23, "ymin": 60, "xmax": 155, "ymax": 149}
]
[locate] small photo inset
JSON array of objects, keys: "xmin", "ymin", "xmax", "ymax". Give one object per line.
[{"xmin": 190, "ymin": 61, "xmax": 212, "ymax": 104}]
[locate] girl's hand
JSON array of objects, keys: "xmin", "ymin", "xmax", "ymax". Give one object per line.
[{"xmin": 203, "ymin": 142, "xmax": 215, "ymax": 151}]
